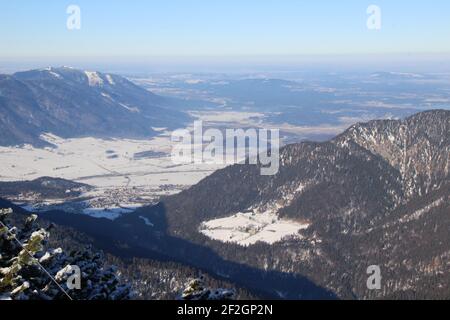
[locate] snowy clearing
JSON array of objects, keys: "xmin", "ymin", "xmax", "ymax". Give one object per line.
[{"xmin": 199, "ymin": 209, "xmax": 309, "ymax": 246}]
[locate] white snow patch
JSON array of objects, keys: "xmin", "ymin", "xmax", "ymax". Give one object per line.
[
  {"xmin": 101, "ymin": 92, "xmax": 112, "ymax": 99},
  {"xmin": 200, "ymin": 209, "xmax": 309, "ymax": 247},
  {"xmin": 105, "ymin": 74, "xmax": 115, "ymax": 85},
  {"xmin": 185, "ymin": 79, "xmax": 204, "ymax": 84},
  {"xmin": 82, "ymin": 207, "xmax": 134, "ymax": 220},
  {"xmin": 119, "ymin": 103, "xmax": 140, "ymax": 113},
  {"xmin": 275, "ymin": 291, "xmax": 288, "ymax": 299},
  {"xmin": 399, "ymin": 197, "xmax": 445, "ymax": 223},
  {"xmin": 151, "ymin": 127, "xmax": 168, "ymax": 132},
  {"xmin": 49, "ymin": 71, "xmax": 62, "ymax": 79},
  {"xmin": 139, "ymin": 216, "xmax": 154, "ymax": 227},
  {"xmin": 84, "ymin": 71, "xmax": 104, "ymax": 86}
]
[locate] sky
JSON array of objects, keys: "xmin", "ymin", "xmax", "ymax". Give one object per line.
[{"xmin": 1, "ymin": 1, "xmax": 450, "ymax": 72}]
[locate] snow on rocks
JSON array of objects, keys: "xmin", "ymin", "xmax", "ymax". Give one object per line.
[
  {"xmin": 105, "ymin": 74, "xmax": 115, "ymax": 85},
  {"xmin": 84, "ymin": 71, "xmax": 104, "ymax": 86}
]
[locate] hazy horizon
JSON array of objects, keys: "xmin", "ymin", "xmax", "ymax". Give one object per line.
[
  {"xmin": 2, "ymin": 53, "xmax": 450, "ymax": 75},
  {"xmin": 2, "ymin": 1, "xmax": 450, "ymax": 74}
]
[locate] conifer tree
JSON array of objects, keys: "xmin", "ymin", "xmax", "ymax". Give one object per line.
[
  {"xmin": 0, "ymin": 208, "xmax": 132, "ymax": 300},
  {"xmin": 181, "ymin": 276, "xmax": 235, "ymax": 300}
]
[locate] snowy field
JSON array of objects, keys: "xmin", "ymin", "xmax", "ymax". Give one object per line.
[
  {"xmin": 0, "ymin": 131, "xmax": 223, "ymax": 219},
  {"xmin": 190, "ymin": 110, "xmax": 358, "ymax": 140},
  {"xmin": 0, "ymin": 111, "xmax": 273, "ymax": 219},
  {"xmin": 200, "ymin": 209, "xmax": 309, "ymax": 246}
]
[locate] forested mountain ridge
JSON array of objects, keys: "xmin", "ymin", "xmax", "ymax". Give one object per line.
[{"xmin": 144, "ymin": 109, "xmax": 449, "ymax": 299}]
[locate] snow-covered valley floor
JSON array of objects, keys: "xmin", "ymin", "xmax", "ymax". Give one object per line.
[
  {"xmin": 0, "ymin": 111, "xmax": 276, "ymax": 220},
  {"xmin": 0, "ymin": 131, "xmax": 224, "ymax": 219}
]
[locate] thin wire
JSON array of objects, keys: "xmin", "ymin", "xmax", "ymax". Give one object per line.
[{"xmin": 0, "ymin": 220, "xmax": 74, "ymax": 300}]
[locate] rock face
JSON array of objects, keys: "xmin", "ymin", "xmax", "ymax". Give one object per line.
[
  {"xmin": 152, "ymin": 110, "xmax": 449, "ymax": 299},
  {"xmin": 336, "ymin": 110, "xmax": 450, "ymax": 198},
  {"xmin": 0, "ymin": 67, "xmax": 189, "ymax": 146}
]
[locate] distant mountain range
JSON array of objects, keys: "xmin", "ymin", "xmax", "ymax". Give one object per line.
[
  {"xmin": 19, "ymin": 109, "xmax": 448, "ymax": 299},
  {"xmin": 0, "ymin": 67, "xmax": 190, "ymax": 146}
]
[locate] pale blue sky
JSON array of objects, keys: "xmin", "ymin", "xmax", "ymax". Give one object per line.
[{"xmin": 1, "ymin": 1, "xmax": 450, "ymax": 71}]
